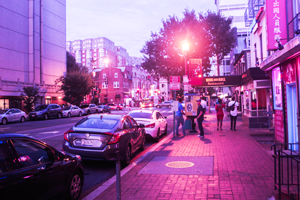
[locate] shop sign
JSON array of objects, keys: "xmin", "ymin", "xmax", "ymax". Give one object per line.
[
  {"xmin": 190, "ymin": 75, "xmax": 241, "ymax": 87},
  {"xmin": 170, "ymin": 76, "xmax": 180, "ymax": 90},
  {"xmin": 266, "ymin": 0, "xmax": 287, "ymax": 50},
  {"xmin": 275, "ymin": 110, "xmax": 285, "ymax": 143}
]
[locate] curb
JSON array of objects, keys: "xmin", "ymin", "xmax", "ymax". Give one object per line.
[{"xmin": 82, "ymin": 131, "xmax": 174, "ymax": 200}]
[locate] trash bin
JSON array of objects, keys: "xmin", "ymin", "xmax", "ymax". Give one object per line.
[{"xmin": 184, "ymin": 118, "xmax": 192, "ymax": 130}]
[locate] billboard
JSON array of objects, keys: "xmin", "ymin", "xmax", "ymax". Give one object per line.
[{"xmin": 266, "ymin": 0, "xmax": 287, "ymax": 50}]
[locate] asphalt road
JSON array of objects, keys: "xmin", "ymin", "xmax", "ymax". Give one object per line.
[{"xmin": 0, "ymin": 107, "xmax": 176, "ymax": 199}]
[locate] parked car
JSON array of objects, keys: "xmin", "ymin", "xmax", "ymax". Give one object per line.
[
  {"xmin": 128, "ymin": 110, "xmax": 167, "ymax": 142},
  {"xmin": 63, "ymin": 114, "xmax": 146, "ymax": 165},
  {"xmin": 155, "ymin": 101, "xmax": 173, "ymax": 108},
  {"xmin": 0, "ymin": 108, "xmax": 27, "ymax": 125},
  {"xmin": 80, "ymin": 104, "xmax": 98, "ymax": 115},
  {"xmin": 62, "ymin": 106, "xmax": 83, "ymax": 118},
  {"xmin": 107, "ymin": 103, "xmax": 123, "ymax": 110},
  {"xmin": 98, "ymin": 105, "xmax": 111, "ymax": 113},
  {"xmin": 28, "ymin": 104, "xmax": 62, "ymax": 120},
  {"xmin": 0, "ymin": 133, "xmax": 84, "ymax": 200}
]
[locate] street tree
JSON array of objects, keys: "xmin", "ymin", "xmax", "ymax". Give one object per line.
[
  {"xmin": 67, "ymin": 52, "xmax": 81, "ymax": 72},
  {"xmin": 141, "ymin": 9, "xmax": 236, "ymax": 78},
  {"xmin": 199, "ymin": 11, "xmax": 236, "ymax": 76},
  {"xmin": 21, "ymin": 86, "xmax": 40, "ymax": 113},
  {"xmin": 57, "ymin": 71, "xmax": 94, "ymax": 106}
]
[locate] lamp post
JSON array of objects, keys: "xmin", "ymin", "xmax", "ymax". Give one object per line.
[{"xmin": 182, "ymin": 41, "xmax": 189, "ymax": 76}]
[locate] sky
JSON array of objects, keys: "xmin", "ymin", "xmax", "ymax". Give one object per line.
[{"xmin": 66, "ymin": 0, "xmax": 217, "ymax": 58}]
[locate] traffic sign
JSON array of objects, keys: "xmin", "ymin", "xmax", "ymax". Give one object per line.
[{"xmin": 170, "ymin": 76, "xmax": 180, "ymax": 90}]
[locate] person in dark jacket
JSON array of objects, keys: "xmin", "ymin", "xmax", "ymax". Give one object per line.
[{"xmin": 196, "ymin": 99, "xmax": 204, "ymax": 137}]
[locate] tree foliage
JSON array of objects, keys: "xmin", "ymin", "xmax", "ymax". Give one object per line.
[
  {"xmin": 21, "ymin": 86, "xmax": 40, "ymax": 113},
  {"xmin": 57, "ymin": 53, "xmax": 94, "ymax": 106},
  {"xmin": 141, "ymin": 9, "xmax": 236, "ymax": 78},
  {"xmin": 57, "ymin": 71, "xmax": 94, "ymax": 106}
]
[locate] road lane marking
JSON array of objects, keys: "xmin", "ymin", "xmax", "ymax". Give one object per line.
[{"xmin": 39, "ymin": 131, "xmax": 60, "ymax": 134}]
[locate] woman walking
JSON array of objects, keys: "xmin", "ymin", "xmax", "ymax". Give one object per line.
[{"xmin": 215, "ymin": 98, "xmax": 225, "ymax": 130}]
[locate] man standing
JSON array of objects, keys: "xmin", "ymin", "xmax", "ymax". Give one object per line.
[
  {"xmin": 228, "ymin": 96, "xmax": 239, "ymax": 130},
  {"xmin": 196, "ymin": 99, "xmax": 204, "ymax": 137},
  {"xmin": 201, "ymin": 96, "xmax": 207, "ymax": 113},
  {"xmin": 175, "ymin": 98, "xmax": 186, "ymax": 136}
]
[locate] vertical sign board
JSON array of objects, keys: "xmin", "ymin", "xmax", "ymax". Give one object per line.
[
  {"xmin": 170, "ymin": 76, "xmax": 180, "ymax": 90},
  {"xmin": 266, "ymin": 0, "xmax": 287, "ymax": 50}
]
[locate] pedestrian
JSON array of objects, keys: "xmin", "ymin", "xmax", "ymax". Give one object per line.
[
  {"xmin": 215, "ymin": 98, "xmax": 225, "ymax": 130},
  {"xmin": 201, "ymin": 96, "xmax": 207, "ymax": 112},
  {"xmin": 175, "ymin": 98, "xmax": 186, "ymax": 136},
  {"xmin": 196, "ymin": 99, "xmax": 204, "ymax": 137},
  {"xmin": 228, "ymin": 96, "xmax": 239, "ymax": 131}
]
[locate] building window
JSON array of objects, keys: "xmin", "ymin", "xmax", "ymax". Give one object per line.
[
  {"xmin": 102, "ymin": 82, "xmax": 107, "ymax": 89},
  {"xmin": 103, "ymin": 73, "xmax": 106, "ymax": 78},
  {"xmin": 114, "ymin": 72, "xmax": 118, "ymax": 78},
  {"xmin": 272, "ymin": 67, "xmax": 282, "ymax": 110},
  {"xmin": 124, "ymin": 73, "xmax": 127, "ymax": 78},
  {"xmin": 113, "ymin": 82, "xmax": 119, "ymax": 88}
]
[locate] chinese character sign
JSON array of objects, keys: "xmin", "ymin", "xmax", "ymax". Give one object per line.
[{"xmin": 266, "ymin": 0, "xmax": 287, "ymax": 50}]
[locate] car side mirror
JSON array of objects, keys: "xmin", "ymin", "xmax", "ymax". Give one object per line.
[
  {"xmin": 139, "ymin": 124, "xmax": 145, "ymax": 128},
  {"xmin": 165, "ymin": 116, "xmax": 167, "ymax": 119}
]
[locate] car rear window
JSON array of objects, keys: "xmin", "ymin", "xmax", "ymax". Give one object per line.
[
  {"xmin": 80, "ymin": 105, "xmax": 89, "ymax": 108},
  {"xmin": 128, "ymin": 112, "xmax": 152, "ymax": 119},
  {"xmin": 35, "ymin": 105, "xmax": 48, "ymax": 111},
  {"xmin": 75, "ymin": 118, "xmax": 118, "ymax": 129},
  {"xmin": 62, "ymin": 106, "xmax": 71, "ymax": 110}
]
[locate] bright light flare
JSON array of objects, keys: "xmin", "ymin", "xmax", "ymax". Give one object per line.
[{"xmin": 182, "ymin": 41, "xmax": 189, "ymax": 52}]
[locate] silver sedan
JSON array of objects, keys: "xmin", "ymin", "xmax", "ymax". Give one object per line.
[
  {"xmin": 62, "ymin": 106, "xmax": 83, "ymax": 118},
  {"xmin": 0, "ymin": 108, "xmax": 27, "ymax": 125}
]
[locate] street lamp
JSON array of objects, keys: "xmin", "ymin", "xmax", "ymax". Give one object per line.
[{"xmin": 182, "ymin": 40, "xmax": 189, "ymax": 76}]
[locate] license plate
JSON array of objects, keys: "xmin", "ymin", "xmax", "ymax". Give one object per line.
[{"xmin": 82, "ymin": 139, "xmax": 93, "ymax": 146}]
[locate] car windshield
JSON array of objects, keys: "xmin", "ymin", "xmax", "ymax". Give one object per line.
[
  {"xmin": 35, "ymin": 105, "xmax": 48, "ymax": 111},
  {"xmin": 0, "ymin": 109, "xmax": 9, "ymax": 114},
  {"xmin": 128, "ymin": 112, "xmax": 152, "ymax": 119},
  {"xmin": 62, "ymin": 106, "xmax": 71, "ymax": 110},
  {"xmin": 80, "ymin": 105, "xmax": 89, "ymax": 108},
  {"xmin": 75, "ymin": 118, "xmax": 118, "ymax": 129}
]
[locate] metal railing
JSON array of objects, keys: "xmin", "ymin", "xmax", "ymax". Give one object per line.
[
  {"xmin": 288, "ymin": 12, "xmax": 300, "ymax": 42},
  {"xmin": 272, "ymin": 143, "xmax": 300, "ymax": 200}
]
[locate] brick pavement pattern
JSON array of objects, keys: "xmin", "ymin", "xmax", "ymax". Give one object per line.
[{"xmin": 93, "ymin": 111, "xmax": 275, "ymax": 200}]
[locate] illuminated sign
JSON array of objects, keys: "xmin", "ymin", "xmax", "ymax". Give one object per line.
[{"xmin": 190, "ymin": 76, "xmax": 241, "ymax": 87}]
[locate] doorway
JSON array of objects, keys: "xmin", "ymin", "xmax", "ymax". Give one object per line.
[{"xmin": 286, "ymin": 84, "xmax": 298, "ymax": 151}]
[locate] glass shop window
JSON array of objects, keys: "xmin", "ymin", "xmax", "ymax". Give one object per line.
[{"xmin": 257, "ymin": 89, "xmax": 267, "ymax": 110}]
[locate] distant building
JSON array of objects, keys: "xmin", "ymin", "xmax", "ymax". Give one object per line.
[{"xmin": 0, "ymin": 0, "xmax": 67, "ymax": 109}]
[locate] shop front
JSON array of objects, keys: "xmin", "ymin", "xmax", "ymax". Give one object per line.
[{"xmin": 240, "ymin": 68, "xmax": 271, "ymax": 128}]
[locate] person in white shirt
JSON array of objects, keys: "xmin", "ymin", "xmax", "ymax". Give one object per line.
[
  {"xmin": 201, "ymin": 97, "xmax": 207, "ymax": 112},
  {"xmin": 228, "ymin": 96, "xmax": 239, "ymax": 131}
]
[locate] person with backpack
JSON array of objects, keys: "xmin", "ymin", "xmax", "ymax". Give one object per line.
[
  {"xmin": 228, "ymin": 96, "xmax": 239, "ymax": 131},
  {"xmin": 215, "ymin": 98, "xmax": 225, "ymax": 130}
]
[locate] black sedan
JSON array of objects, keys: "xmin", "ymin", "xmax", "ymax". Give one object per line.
[
  {"xmin": 0, "ymin": 134, "xmax": 84, "ymax": 200},
  {"xmin": 63, "ymin": 114, "xmax": 146, "ymax": 165},
  {"xmin": 98, "ymin": 105, "xmax": 111, "ymax": 113}
]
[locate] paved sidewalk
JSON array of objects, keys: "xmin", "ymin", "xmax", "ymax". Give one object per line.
[{"xmin": 86, "ymin": 112, "xmax": 275, "ymax": 200}]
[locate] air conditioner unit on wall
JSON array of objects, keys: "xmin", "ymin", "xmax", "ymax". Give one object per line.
[{"xmin": 246, "ymin": 37, "xmax": 251, "ymax": 48}]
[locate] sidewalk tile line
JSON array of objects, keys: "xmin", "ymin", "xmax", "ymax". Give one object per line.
[{"xmin": 82, "ymin": 131, "xmax": 174, "ymax": 200}]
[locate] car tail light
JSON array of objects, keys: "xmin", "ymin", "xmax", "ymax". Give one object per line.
[
  {"xmin": 107, "ymin": 132, "xmax": 121, "ymax": 144},
  {"xmin": 64, "ymin": 130, "xmax": 74, "ymax": 142},
  {"xmin": 145, "ymin": 123, "xmax": 155, "ymax": 128}
]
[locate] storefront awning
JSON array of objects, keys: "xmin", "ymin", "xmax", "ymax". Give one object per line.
[{"xmin": 241, "ymin": 67, "xmax": 269, "ymax": 85}]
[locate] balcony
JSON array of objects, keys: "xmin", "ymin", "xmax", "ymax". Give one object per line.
[{"xmin": 288, "ymin": 12, "xmax": 300, "ymax": 42}]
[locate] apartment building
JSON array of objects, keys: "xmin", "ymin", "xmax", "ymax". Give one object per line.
[{"xmin": 0, "ymin": 0, "xmax": 67, "ymax": 109}]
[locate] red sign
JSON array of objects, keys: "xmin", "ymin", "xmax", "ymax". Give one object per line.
[
  {"xmin": 266, "ymin": 0, "xmax": 287, "ymax": 50},
  {"xmin": 275, "ymin": 110, "xmax": 285, "ymax": 143},
  {"xmin": 170, "ymin": 76, "xmax": 180, "ymax": 90},
  {"xmin": 283, "ymin": 59, "xmax": 296, "ymax": 84}
]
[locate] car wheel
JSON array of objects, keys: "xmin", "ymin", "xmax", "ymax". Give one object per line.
[
  {"xmin": 44, "ymin": 114, "xmax": 49, "ymax": 120},
  {"xmin": 116, "ymin": 107, "xmax": 120, "ymax": 110},
  {"xmin": 95, "ymin": 109, "xmax": 98, "ymax": 113},
  {"xmin": 67, "ymin": 113, "xmax": 71, "ymax": 118},
  {"xmin": 122, "ymin": 145, "xmax": 131, "ymax": 166},
  {"xmin": 87, "ymin": 110, "xmax": 90, "ymax": 115},
  {"xmin": 155, "ymin": 128, "xmax": 160, "ymax": 143},
  {"xmin": 78, "ymin": 112, "xmax": 82, "ymax": 117},
  {"xmin": 57, "ymin": 112, "xmax": 62, "ymax": 119},
  {"xmin": 109, "ymin": 111, "xmax": 111, "ymax": 113},
  {"xmin": 65, "ymin": 171, "xmax": 83, "ymax": 200},
  {"xmin": 164, "ymin": 125, "xmax": 167, "ymax": 135},
  {"xmin": 20, "ymin": 116, "xmax": 25, "ymax": 123},
  {"xmin": 2, "ymin": 118, "xmax": 7, "ymax": 125}
]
